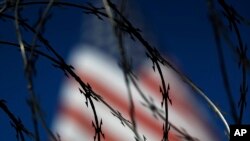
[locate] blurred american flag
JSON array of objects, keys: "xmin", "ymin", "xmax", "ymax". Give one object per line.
[
  {"xmin": 52, "ymin": 1, "xmax": 222, "ymax": 140},
  {"xmin": 51, "ymin": 47, "xmax": 221, "ymax": 141}
]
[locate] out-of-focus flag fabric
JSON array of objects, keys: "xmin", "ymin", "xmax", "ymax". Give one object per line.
[
  {"xmin": 52, "ymin": 46, "xmax": 221, "ymax": 141},
  {"xmin": 52, "ymin": 1, "xmax": 222, "ymax": 140}
]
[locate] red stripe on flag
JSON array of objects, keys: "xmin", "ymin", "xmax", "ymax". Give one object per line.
[
  {"xmin": 139, "ymin": 69, "xmax": 219, "ymax": 140},
  {"xmin": 58, "ymin": 105, "xmax": 121, "ymax": 141},
  {"xmin": 140, "ymin": 71, "xmax": 208, "ymax": 127}
]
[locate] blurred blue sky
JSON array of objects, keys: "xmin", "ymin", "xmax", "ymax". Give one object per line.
[{"xmin": 0, "ymin": 0, "xmax": 250, "ymax": 140}]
